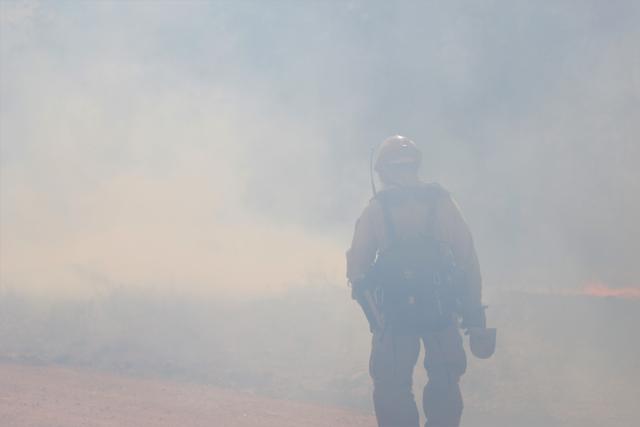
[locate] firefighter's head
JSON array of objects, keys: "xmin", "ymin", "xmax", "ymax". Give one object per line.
[{"xmin": 374, "ymin": 135, "xmax": 422, "ymax": 186}]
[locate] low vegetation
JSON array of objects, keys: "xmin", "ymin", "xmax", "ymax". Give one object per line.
[{"xmin": 1, "ymin": 285, "xmax": 637, "ymax": 426}]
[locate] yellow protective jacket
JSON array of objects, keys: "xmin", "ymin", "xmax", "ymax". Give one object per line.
[{"xmin": 346, "ymin": 182, "xmax": 482, "ymax": 310}]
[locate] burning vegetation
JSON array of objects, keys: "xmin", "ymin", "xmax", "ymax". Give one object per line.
[{"xmin": 583, "ymin": 283, "xmax": 640, "ymax": 299}]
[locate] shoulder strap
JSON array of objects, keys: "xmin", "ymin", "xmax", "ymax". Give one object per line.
[
  {"xmin": 376, "ymin": 191, "xmax": 397, "ymax": 243},
  {"xmin": 424, "ymin": 197, "xmax": 438, "ymax": 238},
  {"xmin": 421, "ymin": 183, "xmax": 448, "ymax": 238}
]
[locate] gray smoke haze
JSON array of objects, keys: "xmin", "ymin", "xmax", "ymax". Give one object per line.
[
  {"xmin": 1, "ymin": 2, "xmax": 639, "ymax": 426},
  {"xmin": 2, "ymin": 1, "xmax": 638, "ymax": 297}
]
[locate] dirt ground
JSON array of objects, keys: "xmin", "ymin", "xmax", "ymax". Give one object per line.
[{"xmin": 0, "ymin": 363, "xmax": 376, "ymax": 427}]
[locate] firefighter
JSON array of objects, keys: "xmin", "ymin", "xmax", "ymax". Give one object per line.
[{"xmin": 347, "ymin": 135, "xmax": 490, "ymax": 427}]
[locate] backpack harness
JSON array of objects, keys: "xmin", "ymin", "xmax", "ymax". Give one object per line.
[{"xmin": 367, "ymin": 185, "xmax": 461, "ymax": 332}]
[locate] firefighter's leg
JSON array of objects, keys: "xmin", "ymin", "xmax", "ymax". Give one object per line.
[
  {"xmin": 369, "ymin": 327, "xmax": 421, "ymax": 427},
  {"xmin": 422, "ymin": 322, "xmax": 467, "ymax": 427}
]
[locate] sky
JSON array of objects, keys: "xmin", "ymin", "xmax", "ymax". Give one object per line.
[{"xmin": 1, "ymin": 0, "xmax": 639, "ymax": 297}]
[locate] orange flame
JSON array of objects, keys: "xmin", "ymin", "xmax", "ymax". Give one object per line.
[{"xmin": 583, "ymin": 283, "xmax": 640, "ymax": 299}]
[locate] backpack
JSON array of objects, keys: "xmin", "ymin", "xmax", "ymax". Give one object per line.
[{"xmin": 366, "ymin": 185, "xmax": 461, "ymax": 332}]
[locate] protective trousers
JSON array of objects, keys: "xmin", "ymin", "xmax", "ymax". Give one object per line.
[{"xmin": 369, "ymin": 322, "xmax": 467, "ymax": 427}]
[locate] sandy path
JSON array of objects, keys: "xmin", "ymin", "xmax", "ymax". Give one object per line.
[{"xmin": 0, "ymin": 363, "xmax": 375, "ymax": 427}]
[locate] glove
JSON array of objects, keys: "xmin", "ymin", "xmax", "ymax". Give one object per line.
[
  {"xmin": 461, "ymin": 304, "xmax": 486, "ymax": 332},
  {"xmin": 350, "ymin": 280, "xmax": 382, "ymax": 333}
]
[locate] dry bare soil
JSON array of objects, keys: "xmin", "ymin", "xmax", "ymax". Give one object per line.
[
  {"xmin": 0, "ymin": 363, "xmax": 375, "ymax": 427},
  {"xmin": 2, "ymin": 289, "xmax": 638, "ymax": 427}
]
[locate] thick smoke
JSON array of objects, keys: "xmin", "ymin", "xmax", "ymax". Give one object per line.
[
  {"xmin": 1, "ymin": 1, "xmax": 638, "ymax": 297},
  {"xmin": 1, "ymin": 2, "xmax": 639, "ymax": 426}
]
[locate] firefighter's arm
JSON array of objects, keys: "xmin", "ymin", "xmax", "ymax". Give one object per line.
[
  {"xmin": 437, "ymin": 195, "xmax": 485, "ymax": 329},
  {"xmin": 346, "ymin": 204, "xmax": 383, "ymax": 332},
  {"xmin": 346, "ymin": 203, "xmax": 379, "ymax": 287}
]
